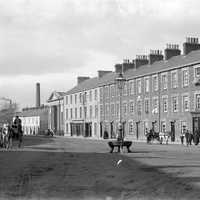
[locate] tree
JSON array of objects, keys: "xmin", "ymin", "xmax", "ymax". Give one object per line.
[{"xmin": 0, "ymin": 98, "xmax": 19, "ymax": 124}]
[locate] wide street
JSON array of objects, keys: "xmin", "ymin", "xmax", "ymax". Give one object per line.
[{"xmin": 1, "ymin": 136, "xmax": 200, "ymax": 200}]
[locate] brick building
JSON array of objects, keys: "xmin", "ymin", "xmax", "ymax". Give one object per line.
[{"xmin": 63, "ymin": 37, "xmax": 200, "ymax": 142}]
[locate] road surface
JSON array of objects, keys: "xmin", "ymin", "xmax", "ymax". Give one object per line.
[{"xmin": 0, "ymin": 136, "xmax": 200, "ymax": 200}]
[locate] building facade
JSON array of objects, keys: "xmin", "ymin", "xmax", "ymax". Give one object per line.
[
  {"xmin": 62, "ymin": 37, "xmax": 200, "ymax": 142},
  {"xmin": 47, "ymin": 91, "xmax": 65, "ymax": 135},
  {"xmin": 19, "ymin": 105, "xmax": 49, "ymax": 135}
]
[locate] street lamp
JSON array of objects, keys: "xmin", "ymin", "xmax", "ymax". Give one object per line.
[{"xmin": 115, "ymin": 72, "xmax": 126, "ymax": 143}]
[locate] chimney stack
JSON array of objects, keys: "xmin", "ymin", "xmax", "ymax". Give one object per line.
[
  {"xmin": 148, "ymin": 50, "xmax": 163, "ymax": 65},
  {"xmin": 114, "ymin": 64, "xmax": 123, "ymax": 73},
  {"xmin": 164, "ymin": 44, "xmax": 181, "ymax": 60},
  {"xmin": 36, "ymin": 82, "xmax": 40, "ymax": 108},
  {"xmin": 77, "ymin": 76, "xmax": 90, "ymax": 85},
  {"xmin": 134, "ymin": 55, "xmax": 148, "ymax": 68},
  {"xmin": 183, "ymin": 37, "xmax": 200, "ymax": 55},
  {"xmin": 122, "ymin": 59, "xmax": 135, "ymax": 72},
  {"xmin": 98, "ymin": 70, "xmax": 112, "ymax": 78}
]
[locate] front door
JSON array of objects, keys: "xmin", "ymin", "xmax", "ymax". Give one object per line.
[
  {"xmin": 170, "ymin": 121, "xmax": 175, "ymax": 142},
  {"xmin": 193, "ymin": 117, "xmax": 200, "ymax": 133}
]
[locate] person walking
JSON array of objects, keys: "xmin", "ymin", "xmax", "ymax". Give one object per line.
[
  {"xmin": 185, "ymin": 129, "xmax": 189, "ymax": 146},
  {"xmin": 180, "ymin": 128, "xmax": 185, "ymax": 145},
  {"xmin": 193, "ymin": 128, "xmax": 199, "ymax": 145}
]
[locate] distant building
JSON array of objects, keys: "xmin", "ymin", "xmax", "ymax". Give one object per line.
[
  {"xmin": 17, "ymin": 83, "xmax": 49, "ymax": 135},
  {"xmin": 47, "ymin": 91, "xmax": 65, "ymax": 135},
  {"xmin": 19, "ymin": 105, "xmax": 48, "ymax": 135}
]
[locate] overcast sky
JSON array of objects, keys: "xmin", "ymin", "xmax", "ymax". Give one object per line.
[{"xmin": 1, "ymin": 0, "xmax": 200, "ymax": 109}]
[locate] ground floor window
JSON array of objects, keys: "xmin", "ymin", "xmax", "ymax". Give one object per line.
[{"xmin": 180, "ymin": 121, "xmax": 187, "ymax": 134}]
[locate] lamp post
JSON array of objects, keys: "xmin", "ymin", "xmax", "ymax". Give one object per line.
[{"xmin": 115, "ymin": 72, "xmax": 126, "ymax": 143}]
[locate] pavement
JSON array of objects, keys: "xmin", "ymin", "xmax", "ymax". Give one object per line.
[{"xmin": 0, "ymin": 135, "xmax": 200, "ymax": 200}]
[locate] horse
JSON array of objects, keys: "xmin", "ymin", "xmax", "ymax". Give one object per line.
[
  {"xmin": 159, "ymin": 131, "xmax": 171, "ymax": 145},
  {"xmin": 146, "ymin": 129, "xmax": 160, "ymax": 144},
  {"xmin": 1, "ymin": 124, "xmax": 13, "ymax": 149},
  {"xmin": 12, "ymin": 124, "xmax": 23, "ymax": 148}
]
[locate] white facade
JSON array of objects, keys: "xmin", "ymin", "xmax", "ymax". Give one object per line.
[
  {"xmin": 64, "ymin": 87, "xmax": 100, "ymax": 138},
  {"xmin": 14, "ymin": 116, "xmax": 40, "ymax": 135}
]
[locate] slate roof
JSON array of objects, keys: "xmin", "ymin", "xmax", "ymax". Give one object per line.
[{"xmin": 65, "ymin": 49, "xmax": 200, "ymax": 95}]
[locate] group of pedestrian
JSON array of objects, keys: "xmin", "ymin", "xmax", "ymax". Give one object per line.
[
  {"xmin": 180, "ymin": 127, "xmax": 200, "ymax": 146},
  {"xmin": 0, "ymin": 116, "xmax": 23, "ymax": 150}
]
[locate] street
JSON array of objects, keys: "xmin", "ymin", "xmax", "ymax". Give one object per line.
[{"xmin": 0, "ymin": 136, "xmax": 200, "ymax": 200}]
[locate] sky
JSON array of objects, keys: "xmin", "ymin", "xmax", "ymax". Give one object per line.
[{"xmin": 1, "ymin": 0, "xmax": 200, "ymax": 109}]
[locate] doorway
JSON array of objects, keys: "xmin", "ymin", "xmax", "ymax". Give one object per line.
[{"xmin": 170, "ymin": 121, "xmax": 175, "ymax": 142}]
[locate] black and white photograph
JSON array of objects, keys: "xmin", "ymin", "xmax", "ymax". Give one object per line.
[{"xmin": 1, "ymin": 0, "xmax": 200, "ymax": 199}]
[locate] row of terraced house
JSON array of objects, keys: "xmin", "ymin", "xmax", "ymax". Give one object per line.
[{"xmin": 47, "ymin": 37, "xmax": 200, "ymax": 142}]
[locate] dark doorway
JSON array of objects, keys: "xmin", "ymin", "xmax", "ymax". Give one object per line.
[
  {"xmin": 136, "ymin": 121, "xmax": 139, "ymax": 140},
  {"xmin": 100, "ymin": 122, "xmax": 103, "ymax": 138},
  {"xmin": 170, "ymin": 121, "xmax": 175, "ymax": 142},
  {"xmin": 193, "ymin": 117, "xmax": 200, "ymax": 133},
  {"xmin": 85, "ymin": 123, "xmax": 92, "ymax": 137},
  {"xmin": 110, "ymin": 122, "xmax": 114, "ymax": 138}
]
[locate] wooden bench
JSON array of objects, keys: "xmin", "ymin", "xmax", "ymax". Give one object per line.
[{"xmin": 108, "ymin": 141, "xmax": 132, "ymax": 153}]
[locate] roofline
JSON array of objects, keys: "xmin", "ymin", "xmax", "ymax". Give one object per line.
[{"xmin": 64, "ymin": 59, "xmax": 200, "ymax": 96}]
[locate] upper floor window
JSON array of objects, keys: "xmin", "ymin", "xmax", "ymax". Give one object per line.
[
  {"xmin": 136, "ymin": 79, "xmax": 142, "ymax": 94},
  {"xmin": 116, "ymin": 103, "xmax": 119, "ymax": 117},
  {"xmin": 123, "ymin": 102, "xmax": 127, "ymax": 115},
  {"xmin": 95, "ymin": 105, "xmax": 98, "ymax": 118},
  {"xmin": 144, "ymin": 77, "xmax": 150, "ymax": 93},
  {"xmin": 161, "ymin": 73, "xmax": 168, "ymax": 90},
  {"xmin": 123, "ymin": 82, "xmax": 128, "ymax": 96},
  {"xmin": 75, "ymin": 108, "xmax": 77, "ymax": 119},
  {"xmin": 105, "ymin": 104, "xmax": 110, "ymax": 115},
  {"xmin": 100, "ymin": 105, "xmax": 103, "ymax": 116},
  {"xmin": 70, "ymin": 108, "xmax": 73, "ymax": 118},
  {"xmin": 79, "ymin": 107, "xmax": 82, "ymax": 118},
  {"xmin": 66, "ymin": 109, "xmax": 68, "ymax": 120},
  {"xmin": 194, "ymin": 65, "xmax": 200, "ymax": 78},
  {"xmin": 129, "ymin": 80, "xmax": 134, "ymax": 95},
  {"xmin": 183, "ymin": 95, "xmax": 189, "ymax": 112},
  {"xmin": 79, "ymin": 93, "xmax": 82, "ymax": 103},
  {"xmin": 162, "ymin": 96, "xmax": 168, "ymax": 113},
  {"xmin": 110, "ymin": 85, "xmax": 115, "ymax": 97},
  {"xmin": 171, "ymin": 71, "xmax": 178, "ymax": 88},
  {"xmin": 152, "ymin": 75, "xmax": 158, "ymax": 91},
  {"xmin": 89, "ymin": 105, "xmax": 92, "ymax": 118},
  {"xmin": 137, "ymin": 99, "xmax": 142, "ymax": 115},
  {"xmin": 75, "ymin": 94, "xmax": 77, "ymax": 104},
  {"xmin": 111, "ymin": 104, "xmax": 115, "ymax": 116},
  {"xmin": 70, "ymin": 95, "xmax": 73, "ymax": 104},
  {"xmin": 89, "ymin": 90, "xmax": 92, "ymax": 101},
  {"xmin": 144, "ymin": 99, "xmax": 149, "ymax": 114},
  {"xmin": 182, "ymin": 68, "xmax": 189, "ymax": 87},
  {"xmin": 65, "ymin": 96, "xmax": 68, "ymax": 105},
  {"xmin": 172, "ymin": 96, "xmax": 178, "ymax": 112},
  {"xmin": 104, "ymin": 86, "xmax": 109, "ymax": 99},
  {"xmin": 94, "ymin": 89, "xmax": 98, "ymax": 101},
  {"xmin": 100, "ymin": 87, "xmax": 103, "ymax": 100},
  {"xmin": 129, "ymin": 101, "xmax": 134, "ymax": 113}
]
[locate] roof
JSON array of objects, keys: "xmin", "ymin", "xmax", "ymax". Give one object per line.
[
  {"xmin": 47, "ymin": 91, "xmax": 66, "ymax": 102},
  {"xmin": 65, "ymin": 49, "xmax": 200, "ymax": 95}
]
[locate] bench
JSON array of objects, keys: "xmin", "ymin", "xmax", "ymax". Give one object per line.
[{"xmin": 108, "ymin": 141, "xmax": 132, "ymax": 153}]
